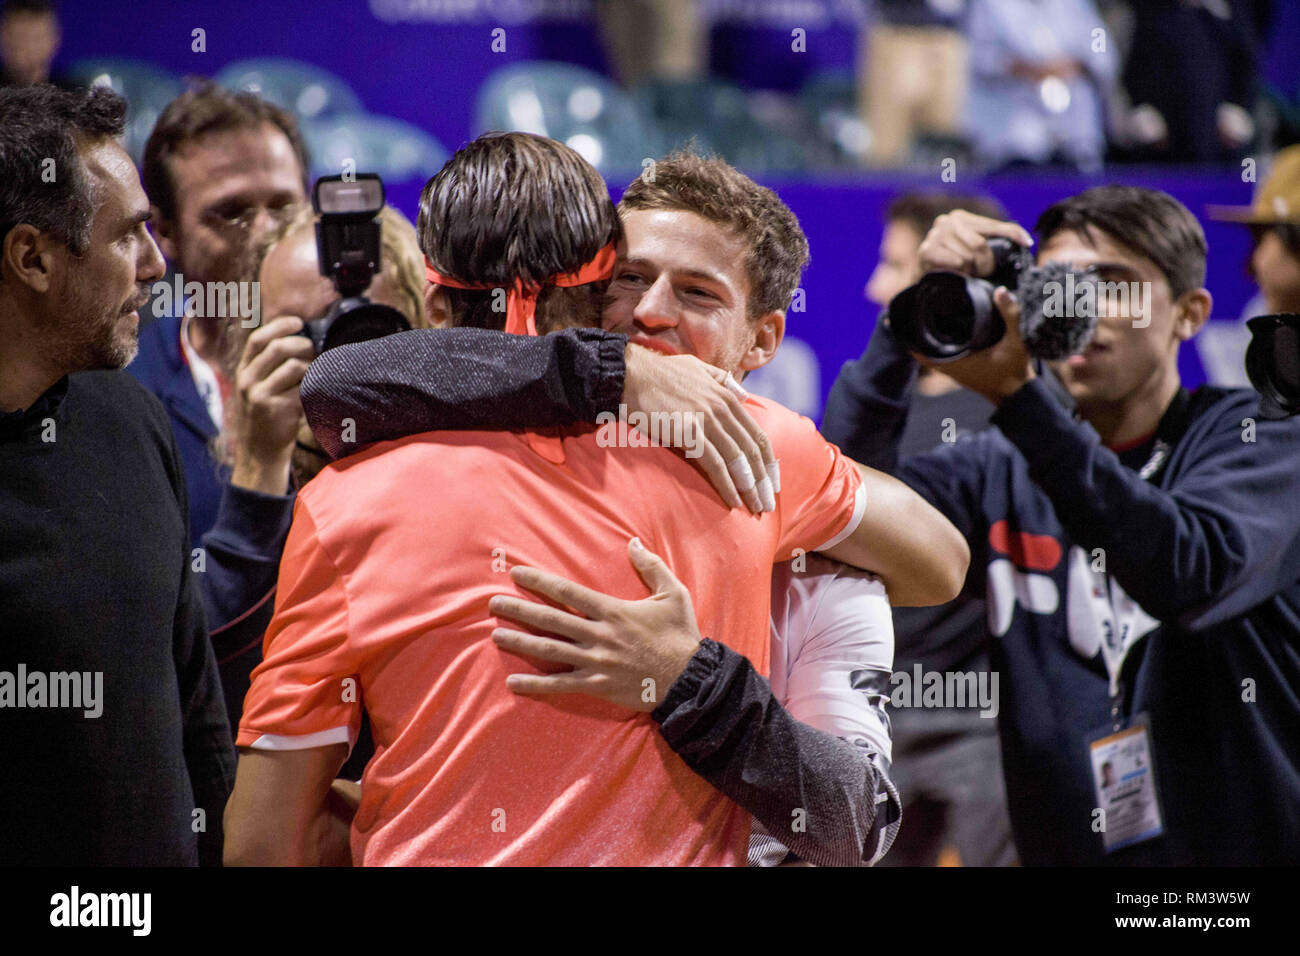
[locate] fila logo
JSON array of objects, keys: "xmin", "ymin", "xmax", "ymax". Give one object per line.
[{"xmin": 986, "ymin": 521, "xmax": 1062, "ymax": 637}]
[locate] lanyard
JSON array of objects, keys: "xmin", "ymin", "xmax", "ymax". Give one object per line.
[
  {"xmin": 1079, "ymin": 388, "xmax": 1191, "ymax": 701},
  {"xmin": 179, "ymin": 311, "xmax": 225, "ymax": 431}
]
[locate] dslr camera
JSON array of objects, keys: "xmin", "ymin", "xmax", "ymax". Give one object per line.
[
  {"xmin": 887, "ymin": 236, "xmax": 1100, "ymax": 362},
  {"xmin": 303, "ymin": 173, "xmax": 411, "ymax": 355},
  {"xmin": 1246, "ymin": 313, "xmax": 1300, "ymax": 418}
]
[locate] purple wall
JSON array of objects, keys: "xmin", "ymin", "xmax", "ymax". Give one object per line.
[{"xmin": 52, "ymin": 0, "xmax": 1293, "ymax": 411}]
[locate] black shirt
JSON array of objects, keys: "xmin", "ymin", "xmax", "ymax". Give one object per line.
[{"xmin": 1, "ymin": 371, "xmax": 234, "ymax": 865}]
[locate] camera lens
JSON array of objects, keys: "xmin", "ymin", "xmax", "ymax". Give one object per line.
[
  {"xmin": 887, "ymin": 272, "xmax": 1004, "ymax": 361},
  {"xmin": 1246, "ymin": 314, "xmax": 1300, "ymax": 417},
  {"xmin": 323, "ymin": 302, "xmax": 410, "ymax": 352},
  {"xmin": 923, "ymin": 297, "xmax": 975, "ymax": 346},
  {"xmin": 1274, "ymin": 325, "xmax": 1300, "ymax": 389},
  {"xmin": 912, "ymin": 273, "xmax": 975, "ymax": 348}
]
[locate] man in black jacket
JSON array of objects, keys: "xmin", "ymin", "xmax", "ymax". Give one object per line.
[
  {"xmin": 0, "ymin": 83, "xmax": 234, "ymax": 865},
  {"xmin": 821, "ymin": 189, "xmax": 1300, "ymax": 864}
]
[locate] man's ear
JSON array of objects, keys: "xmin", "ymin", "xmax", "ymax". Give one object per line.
[
  {"xmin": 424, "ymin": 283, "xmax": 452, "ymax": 329},
  {"xmin": 150, "ymin": 205, "xmax": 179, "ymax": 263},
  {"xmin": 1173, "ymin": 288, "xmax": 1212, "ymax": 342},
  {"xmin": 2, "ymin": 224, "xmax": 61, "ymax": 295},
  {"xmin": 739, "ymin": 309, "xmax": 785, "ymax": 373}
]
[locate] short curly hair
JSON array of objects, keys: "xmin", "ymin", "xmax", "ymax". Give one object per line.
[
  {"xmin": 0, "ymin": 83, "xmax": 126, "ymax": 257},
  {"xmin": 618, "ymin": 150, "xmax": 810, "ymax": 318}
]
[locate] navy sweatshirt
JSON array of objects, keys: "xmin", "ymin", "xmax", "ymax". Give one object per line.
[
  {"xmin": 821, "ymin": 324, "xmax": 1300, "ymax": 865},
  {"xmin": 0, "ymin": 371, "xmax": 235, "ymax": 865}
]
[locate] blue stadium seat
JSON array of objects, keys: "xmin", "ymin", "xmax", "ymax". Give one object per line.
[
  {"xmin": 302, "ymin": 114, "xmax": 449, "ymax": 182},
  {"xmin": 475, "ymin": 62, "xmax": 656, "ymax": 176},
  {"xmin": 66, "ymin": 59, "xmax": 184, "ymax": 165},
  {"xmin": 799, "ymin": 71, "xmax": 870, "ymax": 168},
  {"xmin": 632, "ymin": 77, "xmax": 815, "ymax": 174},
  {"xmin": 631, "ymin": 77, "xmax": 754, "ymax": 158},
  {"xmin": 214, "ymin": 58, "xmax": 363, "ymax": 121}
]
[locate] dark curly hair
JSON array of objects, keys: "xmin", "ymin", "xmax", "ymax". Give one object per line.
[{"xmin": 0, "ymin": 83, "xmax": 126, "ymax": 257}]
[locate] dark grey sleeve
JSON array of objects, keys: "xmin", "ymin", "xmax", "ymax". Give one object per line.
[
  {"xmin": 653, "ymin": 639, "xmax": 901, "ymax": 867},
  {"xmin": 300, "ymin": 326, "xmax": 628, "ymax": 459}
]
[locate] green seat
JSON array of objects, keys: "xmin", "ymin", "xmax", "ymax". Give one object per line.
[
  {"xmin": 215, "ymin": 58, "xmax": 363, "ymax": 121},
  {"xmin": 798, "ymin": 70, "xmax": 870, "ymax": 169},
  {"xmin": 302, "ymin": 114, "xmax": 449, "ymax": 182},
  {"xmin": 632, "ymin": 77, "xmax": 816, "ymax": 174},
  {"xmin": 475, "ymin": 62, "xmax": 655, "ymax": 176}
]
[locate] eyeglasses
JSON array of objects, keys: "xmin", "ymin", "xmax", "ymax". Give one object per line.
[{"xmin": 201, "ymin": 202, "xmax": 304, "ymax": 236}]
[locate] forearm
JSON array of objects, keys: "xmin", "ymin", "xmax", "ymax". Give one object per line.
[
  {"xmin": 223, "ymin": 793, "xmax": 343, "ymax": 866},
  {"xmin": 653, "ymin": 640, "xmax": 900, "ymax": 867},
  {"xmin": 991, "ymin": 379, "xmax": 1300, "ymax": 624},
  {"xmin": 301, "ymin": 326, "xmax": 628, "ymax": 458},
  {"xmin": 223, "ymin": 747, "xmax": 352, "ymax": 866}
]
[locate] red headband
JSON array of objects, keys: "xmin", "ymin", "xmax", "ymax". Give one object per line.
[{"xmin": 424, "ymin": 242, "xmax": 617, "ymax": 337}]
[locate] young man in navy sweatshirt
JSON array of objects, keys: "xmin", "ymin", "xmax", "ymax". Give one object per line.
[{"xmin": 821, "ymin": 186, "xmax": 1300, "ymax": 864}]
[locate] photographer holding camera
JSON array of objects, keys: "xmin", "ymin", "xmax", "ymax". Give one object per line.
[
  {"xmin": 202, "ymin": 179, "xmax": 426, "ymax": 745},
  {"xmin": 822, "ymin": 186, "xmax": 1300, "ymax": 865}
]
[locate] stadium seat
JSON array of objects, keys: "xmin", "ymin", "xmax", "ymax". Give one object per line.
[
  {"xmin": 215, "ymin": 58, "xmax": 363, "ymax": 121},
  {"xmin": 475, "ymin": 62, "xmax": 655, "ymax": 176},
  {"xmin": 631, "ymin": 77, "xmax": 754, "ymax": 159},
  {"xmin": 632, "ymin": 77, "xmax": 815, "ymax": 174},
  {"xmin": 301, "ymin": 113, "xmax": 448, "ymax": 182},
  {"xmin": 66, "ymin": 58, "xmax": 184, "ymax": 165},
  {"xmin": 799, "ymin": 71, "xmax": 871, "ymax": 168}
]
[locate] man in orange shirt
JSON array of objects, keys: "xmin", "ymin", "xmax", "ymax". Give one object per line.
[{"xmin": 223, "ymin": 133, "xmax": 965, "ymax": 865}]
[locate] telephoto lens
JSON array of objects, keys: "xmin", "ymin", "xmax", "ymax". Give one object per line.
[
  {"xmin": 302, "ymin": 299, "xmax": 411, "ymax": 355},
  {"xmin": 1246, "ymin": 313, "xmax": 1300, "ymax": 418},
  {"xmin": 886, "ymin": 237, "xmax": 1031, "ymax": 361}
]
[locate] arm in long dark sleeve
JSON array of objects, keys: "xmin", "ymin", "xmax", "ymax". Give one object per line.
[
  {"xmin": 198, "ymin": 482, "xmax": 295, "ymax": 638},
  {"xmin": 195, "ymin": 482, "xmax": 297, "ymax": 736},
  {"xmin": 653, "ymin": 639, "xmax": 900, "ymax": 868},
  {"xmin": 819, "ymin": 317, "xmax": 918, "ymax": 473},
  {"xmin": 166, "ymin": 437, "xmax": 237, "ymax": 866},
  {"xmin": 991, "ymin": 379, "xmax": 1300, "ymax": 628},
  {"xmin": 300, "ymin": 326, "xmax": 628, "ymax": 459}
]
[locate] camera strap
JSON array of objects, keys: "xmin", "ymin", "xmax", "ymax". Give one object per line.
[{"xmin": 424, "ymin": 242, "xmax": 617, "ymax": 337}]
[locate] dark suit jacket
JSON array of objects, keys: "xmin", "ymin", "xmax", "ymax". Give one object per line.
[{"xmin": 127, "ymin": 314, "xmax": 224, "ymax": 546}]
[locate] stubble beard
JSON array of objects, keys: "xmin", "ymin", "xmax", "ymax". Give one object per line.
[{"xmin": 56, "ymin": 269, "xmax": 142, "ymax": 372}]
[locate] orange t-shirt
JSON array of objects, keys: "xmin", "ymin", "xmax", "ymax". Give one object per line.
[{"xmin": 237, "ymin": 397, "xmax": 864, "ymax": 866}]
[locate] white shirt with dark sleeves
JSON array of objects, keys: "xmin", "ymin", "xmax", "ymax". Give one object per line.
[{"xmin": 756, "ymin": 555, "xmax": 900, "ymax": 865}]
